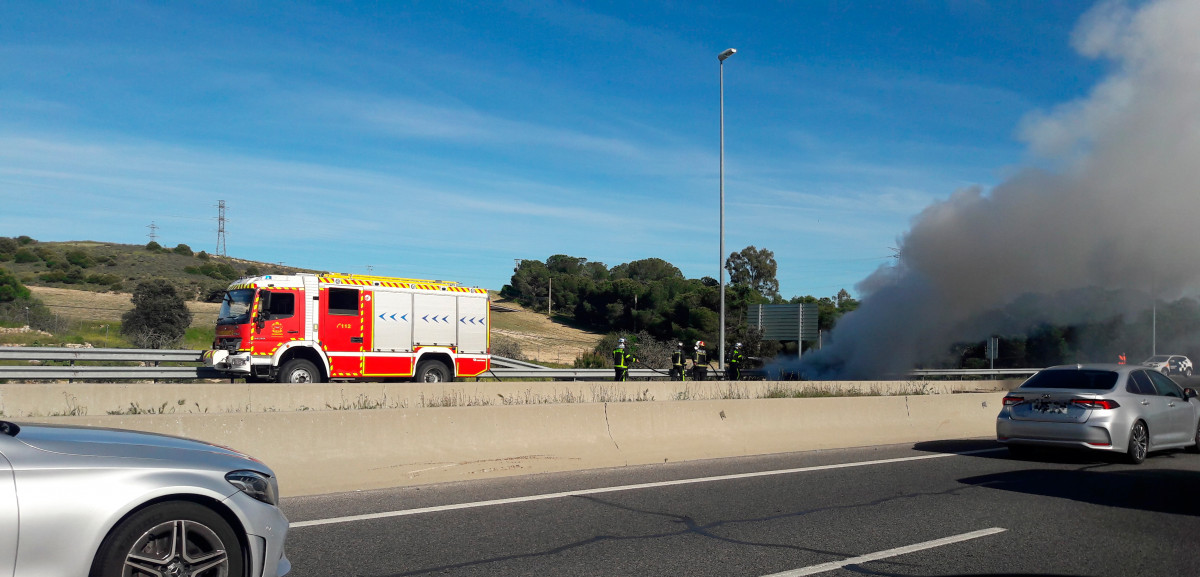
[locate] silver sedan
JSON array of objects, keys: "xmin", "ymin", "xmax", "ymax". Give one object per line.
[
  {"xmin": 0, "ymin": 420, "xmax": 289, "ymax": 576},
  {"xmin": 996, "ymin": 363, "xmax": 1200, "ymax": 463}
]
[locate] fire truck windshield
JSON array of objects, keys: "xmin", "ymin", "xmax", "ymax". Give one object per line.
[{"xmin": 217, "ymin": 289, "xmax": 255, "ymax": 325}]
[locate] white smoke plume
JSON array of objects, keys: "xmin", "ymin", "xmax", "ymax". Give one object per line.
[{"xmin": 800, "ymin": 0, "xmax": 1200, "ymax": 379}]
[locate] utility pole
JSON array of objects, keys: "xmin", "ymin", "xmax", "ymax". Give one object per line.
[
  {"xmin": 146, "ymin": 222, "xmax": 159, "ymax": 244},
  {"xmin": 548, "ymin": 277, "xmax": 552, "ymax": 316}
]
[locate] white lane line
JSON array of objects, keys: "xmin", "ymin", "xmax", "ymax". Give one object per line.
[
  {"xmin": 290, "ymin": 448, "xmax": 1004, "ymax": 528},
  {"xmin": 760, "ymin": 527, "xmax": 1008, "ymax": 576}
]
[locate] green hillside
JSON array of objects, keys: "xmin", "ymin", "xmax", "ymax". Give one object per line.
[{"xmin": 0, "ymin": 236, "xmax": 312, "ymax": 303}]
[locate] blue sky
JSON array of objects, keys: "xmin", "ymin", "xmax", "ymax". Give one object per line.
[{"xmin": 0, "ymin": 1, "xmax": 1107, "ymax": 297}]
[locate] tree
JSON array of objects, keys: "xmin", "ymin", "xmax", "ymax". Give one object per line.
[
  {"xmin": 611, "ymin": 258, "xmax": 683, "ymax": 283},
  {"xmin": 120, "ymin": 280, "xmax": 193, "ymax": 349},
  {"xmin": 726, "ymin": 246, "xmax": 779, "ymax": 299},
  {"xmin": 0, "ymin": 267, "xmax": 31, "ymax": 302}
]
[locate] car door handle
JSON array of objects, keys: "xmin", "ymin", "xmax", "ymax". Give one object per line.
[
  {"xmin": 287, "ymin": 330, "xmax": 299, "ymax": 334},
  {"xmin": 350, "ymin": 337, "xmax": 364, "ymax": 343},
  {"xmin": 1141, "ymin": 400, "xmax": 1150, "ymax": 405}
]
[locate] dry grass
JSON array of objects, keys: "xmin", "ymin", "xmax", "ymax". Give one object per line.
[
  {"xmin": 29, "ymin": 286, "xmax": 219, "ymax": 328},
  {"xmin": 489, "ymin": 293, "xmax": 604, "ymax": 364}
]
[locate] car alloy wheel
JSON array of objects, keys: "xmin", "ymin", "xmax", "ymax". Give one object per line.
[
  {"xmin": 91, "ymin": 501, "xmax": 244, "ymax": 577},
  {"xmin": 1127, "ymin": 421, "xmax": 1148, "ymax": 464},
  {"xmin": 126, "ymin": 520, "xmax": 230, "ymax": 576}
]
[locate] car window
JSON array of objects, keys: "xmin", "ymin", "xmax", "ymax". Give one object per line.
[
  {"xmin": 1127, "ymin": 371, "xmax": 1156, "ymax": 396},
  {"xmin": 1020, "ymin": 369, "xmax": 1117, "ymax": 390},
  {"xmin": 1146, "ymin": 370, "xmax": 1184, "ymax": 398}
]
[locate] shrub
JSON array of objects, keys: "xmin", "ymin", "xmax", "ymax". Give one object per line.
[
  {"xmin": 13, "ymin": 249, "xmax": 37, "ymax": 264},
  {"xmin": 85, "ymin": 273, "xmax": 120, "ymax": 285},
  {"xmin": 120, "ymin": 279, "xmax": 193, "ymax": 349},
  {"xmin": 145, "ymin": 241, "xmax": 162, "ymax": 252},
  {"xmin": 16, "ymin": 236, "xmax": 33, "ymax": 245},
  {"xmin": 34, "ymin": 247, "xmax": 58, "ymax": 265},
  {"xmin": 196, "ymin": 251, "xmax": 209, "ymax": 260},
  {"xmin": 39, "ymin": 267, "xmax": 85, "ymax": 284},
  {"xmin": 0, "ymin": 268, "xmax": 31, "ymax": 302},
  {"xmin": 65, "ymin": 249, "xmax": 94, "ymax": 268},
  {"xmin": 491, "ymin": 334, "xmax": 524, "ymax": 360},
  {"xmin": 173, "ymin": 244, "xmax": 193, "ymax": 256}
]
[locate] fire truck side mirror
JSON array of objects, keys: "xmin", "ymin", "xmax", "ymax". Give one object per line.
[{"xmin": 255, "ymin": 291, "xmax": 273, "ymax": 329}]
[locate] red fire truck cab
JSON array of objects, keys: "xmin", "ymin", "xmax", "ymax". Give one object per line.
[{"xmin": 203, "ymin": 272, "xmax": 490, "ymax": 383}]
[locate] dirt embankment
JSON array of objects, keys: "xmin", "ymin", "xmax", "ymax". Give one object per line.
[{"xmin": 489, "ymin": 296, "xmax": 603, "ymax": 365}]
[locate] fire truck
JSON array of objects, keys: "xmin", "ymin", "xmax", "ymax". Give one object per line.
[{"xmin": 202, "ymin": 272, "xmax": 490, "ymax": 383}]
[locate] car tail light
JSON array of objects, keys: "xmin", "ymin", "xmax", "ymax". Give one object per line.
[
  {"xmin": 1071, "ymin": 399, "xmax": 1120, "ymax": 410},
  {"xmin": 1002, "ymin": 395, "xmax": 1025, "ymax": 406}
]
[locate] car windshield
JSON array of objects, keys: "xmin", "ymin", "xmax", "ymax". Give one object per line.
[
  {"xmin": 1020, "ymin": 369, "xmax": 1118, "ymax": 390},
  {"xmin": 217, "ymin": 289, "xmax": 255, "ymax": 325},
  {"xmin": 1144, "ymin": 355, "xmax": 1170, "ymax": 362}
]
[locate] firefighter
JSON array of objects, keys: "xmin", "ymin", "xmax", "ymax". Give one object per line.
[
  {"xmin": 613, "ymin": 338, "xmax": 636, "ymax": 382},
  {"xmin": 727, "ymin": 342, "xmax": 745, "ymax": 381},
  {"xmin": 1118, "ymin": 353, "xmax": 1126, "ymax": 365},
  {"xmin": 691, "ymin": 341, "xmax": 708, "ymax": 381},
  {"xmin": 670, "ymin": 342, "xmax": 687, "ymax": 381}
]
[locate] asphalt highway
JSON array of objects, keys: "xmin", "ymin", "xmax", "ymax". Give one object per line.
[{"xmin": 280, "ymin": 439, "xmax": 1200, "ymax": 576}]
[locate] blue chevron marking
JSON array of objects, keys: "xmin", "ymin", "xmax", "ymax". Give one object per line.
[
  {"xmin": 390, "ymin": 313, "xmax": 397, "ymax": 321},
  {"xmin": 422, "ymin": 315, "xmax": 429, "ymax": 322},
  {"xmin": 378, "ymin": 313, "xmax": 386, "ymax": 320}
]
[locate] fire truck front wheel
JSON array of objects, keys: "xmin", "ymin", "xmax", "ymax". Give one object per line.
[
  {"xmin": 278, "ymin": 359, "xmax": 323, "ymax": 383},
  {"xmin": 414, "ymin": 359, "xmax": 453, "ymax": 383}
]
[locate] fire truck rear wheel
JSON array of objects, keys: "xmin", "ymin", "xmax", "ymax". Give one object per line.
[
  {"xmin": 278, "ymin": 359, "xmax": 322, "ymax": 383},
  {"xmin": 415, "ymin": 360, "xmax": 453, "ymax": 383}
]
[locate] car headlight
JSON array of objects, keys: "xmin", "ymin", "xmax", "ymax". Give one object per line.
[{"xmin": 226, "ymin": 470, "xmax": 279, "ymax": 506}]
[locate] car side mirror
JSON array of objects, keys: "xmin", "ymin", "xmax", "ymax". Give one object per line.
[{"xmin": 1185, "ymin": 388, "xmax": 1197, "ymax": 400}]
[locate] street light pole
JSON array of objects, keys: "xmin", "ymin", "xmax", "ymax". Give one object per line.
[{"xmin": 718, "ymin": 47, "xmax": 736, "ymax": 375}]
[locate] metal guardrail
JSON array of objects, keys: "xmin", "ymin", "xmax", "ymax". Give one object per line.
[
  {"xmin": 0, "ymin": 347, "xmax": 203, "ymax": 363},
  {"xmin": 910, "ymin": 368, "xmax": 1039, "ymax": 377},
  {"xmin": 0, "ymin": 366, "xmax": 226, "ymax": 380},
  {"xmin": 0, "ymin": 348, "xmax": 1041, "ymax": 381}
]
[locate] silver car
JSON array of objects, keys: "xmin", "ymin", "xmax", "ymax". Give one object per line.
[
  {"xmin": 0, "ymin": 421, "xmax": 289, "ymax": 576},
  {"xmin": 997, "ymin": 364, "xmax": 1200, "ymax": 463}
]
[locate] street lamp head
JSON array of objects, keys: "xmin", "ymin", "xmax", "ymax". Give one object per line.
[{"xmin": 718, "ymin": 48, "xmax": 736, "ymax": 62}]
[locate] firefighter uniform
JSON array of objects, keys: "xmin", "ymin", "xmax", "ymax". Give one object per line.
[
  {"xmin": 691, "ymin": 341, "xmax": 708, "ymax": 381},
  {"xmin": 727, "ymin": 343, "xmax": 745, "ymax": 381},
  {"xmin": 613, "ymin": 341, "xmax": 636, "ymax": 382},
  {"xmin": 670, "ymin": 343, "xmax": 687, "ymax": 381}
]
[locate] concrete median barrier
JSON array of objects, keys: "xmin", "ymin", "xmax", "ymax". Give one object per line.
[
  {"xmin": 22, "ymin": 392, "xmax": 1005, "ymax": 497},
  {"xmin": 0, "ymin": 379, "xmax": 1013, "ymax": 417}
]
